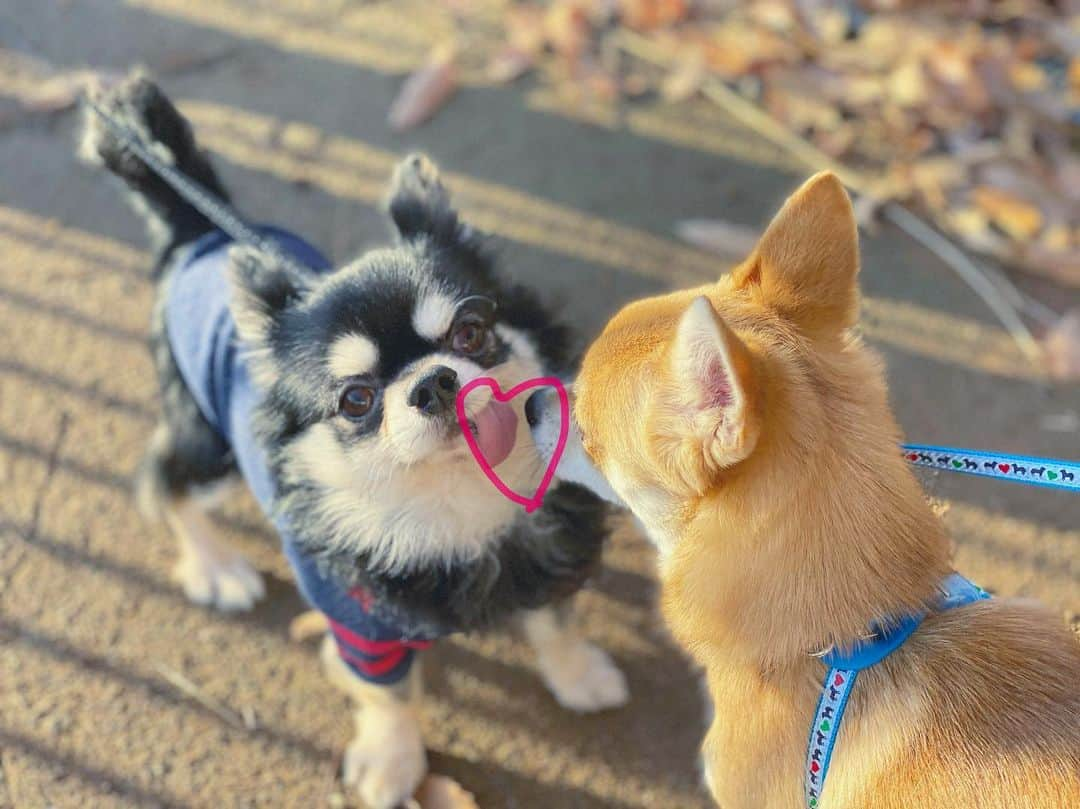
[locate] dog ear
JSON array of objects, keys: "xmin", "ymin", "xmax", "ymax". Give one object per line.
[
  {"xmin": 732, "ymin": 172, "xmax": 859, "ymax": 334},
  {"xmin": 386, "ymin": 153, "xmax": 460, "ymax": 242},
  {"xmin": 227, "ymin": 244, "xmax": 309, "ymax": 349},
  {"xmin": 670, "ymin": 296, "xmax": 759, "ymax": 472}
]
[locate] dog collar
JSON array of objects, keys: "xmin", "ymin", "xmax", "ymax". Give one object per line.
[{"xmin": 804, "ymin": 574, "xmax": 990, "ymax": 808}]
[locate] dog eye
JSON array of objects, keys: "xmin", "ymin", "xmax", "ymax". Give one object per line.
[
  {"xmin": 339, "ymin": 384, "xmax": 375, "ymax": 420},
  {"xmin": 452, "ymin": 322, "xmax": 488, "ymax": 355}
]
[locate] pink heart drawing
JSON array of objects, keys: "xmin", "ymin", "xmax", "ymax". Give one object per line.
[{"xmin": 456, "ymin": 376, "xmax": 569, "ymax": 514}]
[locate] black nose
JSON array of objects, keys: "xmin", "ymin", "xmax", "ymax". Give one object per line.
[
  {"xmin": 525, "ymin": 389, "xmax": 546, "ymax": 428},
  {"xmin": 408, "ymin": 366, "xmax": 459, "ymax": 416}
]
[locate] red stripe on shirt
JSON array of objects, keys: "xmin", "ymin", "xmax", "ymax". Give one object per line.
[
  {"xmin": 328, "ymin": 617, "xmax": 433, "ymax": 656},
  {"xmin": 337, "ymin": 645, "xmax": 409, "ymax": 677}
]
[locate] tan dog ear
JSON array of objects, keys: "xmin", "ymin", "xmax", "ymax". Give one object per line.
[
  {"xmin": 670, "ymin": 297, "xmax": 759, "ymax": 471},
  {"xmin": 733, "ymin": 172, "xmax": 859, "ymax": 333}
]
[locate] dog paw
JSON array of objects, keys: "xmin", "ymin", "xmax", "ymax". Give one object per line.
[
  {"xmin": 173, "ymin": 552, "xmax": 265, "ymax": 612},
  {"xmin": 537, "ymin": 640, "xmax": 629, "ymax": 713},
  {"xmin": 343, "ymin": 705, "xmax": 426, "ymax": 809}
]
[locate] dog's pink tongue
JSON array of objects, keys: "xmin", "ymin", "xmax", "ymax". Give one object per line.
[{"xmin": 473, "ymin": 399, "xmax": 518, "ymax": 468}]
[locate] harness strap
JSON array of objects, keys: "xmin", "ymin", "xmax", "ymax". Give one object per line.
[
  {"xmin": 804, "ymin": 668, "xmax": 857, "ymax": 809},
  {"xmin": 804, "ymin": 574, "xmax": 990, "ymax": 808}
]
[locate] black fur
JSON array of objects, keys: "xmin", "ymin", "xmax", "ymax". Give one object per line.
[
  {"xmin": 305, "ymin": 483, "xmax": 608, "ymax": 636},
  {"xmin": 87, "ymin": 74, "xmax": 231, "ymax": 276},
  {"xmin": 87, "ymin": 75, "xmax": 238, "ymax": 505},
  {"xmin": 87, "ymin": 75, "xmax": 608, "ymax": 635},
  {"xmin": 252, "ymin": 196, "xmax": 600, "ymax": 635}
]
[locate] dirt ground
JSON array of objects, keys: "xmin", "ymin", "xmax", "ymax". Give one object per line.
[{"xmin": 1, "ymin": 2, "xmax": 1077, "ymax": 808}]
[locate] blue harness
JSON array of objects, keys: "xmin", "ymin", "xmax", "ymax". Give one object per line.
[{"xmin": 804, "ymin": 574, "xmax": 991, "ymax": 808}]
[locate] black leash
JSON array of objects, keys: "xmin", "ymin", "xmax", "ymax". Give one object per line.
[{"xmin": 83, "ymin": 94, "xmax": 312, "ymax": 275}]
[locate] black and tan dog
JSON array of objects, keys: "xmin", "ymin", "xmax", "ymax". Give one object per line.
[{"xmin": 80, "ymin": 73, "xmax": 626, "ymax": 807}]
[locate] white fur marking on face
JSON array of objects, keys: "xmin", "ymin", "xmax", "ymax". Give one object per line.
[
  {"xmin": 280, "ymin": 319, "xmax": 551, "ymax": 574},
  {"xmin": 412, "ymin": 290, "xmax": 458, "ymax": 341},
  {"xmin": 283, "ymin": 337, "xmax": 551, "ymax": 574},
  {"xmin": 494, "ymin": 324, "xmax": 542, "ymax": 368},
  {"xmin": 328, "ymin": 334, "xmax": 379, "ymax": 378}
]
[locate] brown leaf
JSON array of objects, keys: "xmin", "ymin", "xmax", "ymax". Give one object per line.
[
  {"xmin": 1020, "ymin": 244, "xmax": 1080, "ymax": 288},
  {"xmin": 888, "ymin": 59, "xmax": 929, "ymax": 108},
  {"xmin": 1009, "ymin": 60, "xmax": 1049, "ymax": 93},
  {"xmin": 486, "ymin": 47, "xmax": 534, "ymax": 84},
  {"xmin": 813, "ymin": 123, "xmax": 857, "ymax": 158},
  {"xmin": 1044, "ymin": 309, "xmax": 1080, "ymax": 381},
  {"xmin": 505, "ymin": 6, "xmax": 547, "ymax": 55},
  {"xmin": 659, "ymin": 48, "xmax": 706, "ymax": 102},
  {"xmin": 943, "ymin": 207, "xmax": 1011, "ymax": 256},
  {"xmin": 387, "ymin": 44, "xmax": 459, "ymax": 131},
  {"xmin": 620, "ymin": 0, "xmax": 690, "ymax": 32},
  {"xmin": 970, "ymin": 186, "xmax": 1044, "ymax": 242},
  {"xmin": 910, "ymin": 156, "xmax": 967, "ymax": 211},
  {"xmin": 622, "ymin": 72, "xmax": 652, "ymax": 96},
  {"xmin": 545, "ymin": 1, "xmax": 592, "ymax": 60}
]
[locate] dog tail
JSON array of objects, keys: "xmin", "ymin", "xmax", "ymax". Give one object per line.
[{"xmin": 78, "ymin": 69, "xmax": 230, "ymax": 275}]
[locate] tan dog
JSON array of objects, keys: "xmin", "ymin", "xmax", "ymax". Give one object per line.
[{"xmin": 530, "ymin": 173, "xmax": 1080, "ymax": 807}]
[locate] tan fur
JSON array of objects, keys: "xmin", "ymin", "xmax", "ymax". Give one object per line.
[{"xmin": 575, "ymin": 172, "xmax": 1080, "ymax": 807}]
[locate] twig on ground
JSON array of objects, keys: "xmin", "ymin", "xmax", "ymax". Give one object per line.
[
  {"xmin": 881, "ymin": 205, "xmax": 1044, "ymax": 367},
  {"xmin": 154, "ymin": 663, "xmax": 248, "ymax": 731},
  {"xmin": 613, "ymin": 30, "xmax": 873, "ymax": 194}
]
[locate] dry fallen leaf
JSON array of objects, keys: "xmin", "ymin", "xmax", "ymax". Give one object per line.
[
  {"xmin": 545, "ymin": 1, "xmax": 591, "ymax": 60},
  {"xmin": 486, "ymin": 47, "xmax": 534, "ymax": 84},
  {"xmin": 970, "ymin": 186, "xmax": 1044, "ymax": 242},
  {"xmin": 621, "ymin": 0, "xmax": 689, "ymax": 32},
  {"xmin": 388, "ymin": 43, "xmax": 459, "ymax": 131},
  {"xmin": 482, "ymin": 0, "xmax": 1078, "ymax": 285},
  {"xmin": 888, "ymin": 59, "xmax": 929, "ymax": 108},
  {"xmin": 660, "ymin": 48, "xmax": 706, "ymax": 102},
  {"xmin": 505, "ymin": 5, "xmax": 547, "ymax": 56}
]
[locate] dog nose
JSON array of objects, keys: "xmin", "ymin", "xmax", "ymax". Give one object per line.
[
  {"xmin": 525, "ymin": 389, "xmax": 548, "ymax": 427},
  {"xmin": 408, "ymin": 366, "xmax": 459, "ymax": 416}
]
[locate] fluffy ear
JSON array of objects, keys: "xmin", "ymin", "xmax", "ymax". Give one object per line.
[
  {"xmin": 385, "ymin": 153, "xmax": 460, "ymax": 242},
  {"xmin": 227, "ymin": 244, "xmax": 309, "ymax": 349},
  {"xmin": 732, "ymin": 172, "xmax": 860, "ymax": 334},
  {"xmin": 671, "ymin": 296, "xmax": 759, "ymax": 471}
]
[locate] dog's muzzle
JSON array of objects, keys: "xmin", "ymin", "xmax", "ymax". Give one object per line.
[{"xmin": 525, "ymin": 387, "xmax": 623, "ymax": 506}]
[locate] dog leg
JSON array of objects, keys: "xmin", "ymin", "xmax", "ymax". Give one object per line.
[
  {"xmin": 320, "ymin": 636, "xmax": 427, "ymax": 809},
  {"xmin": 522, "ymin": 605, "xmax": 629, "ymax": 713},
  {"xmin": 163, "ymin": 495, "xmax": 265, "ymax": 611}
]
